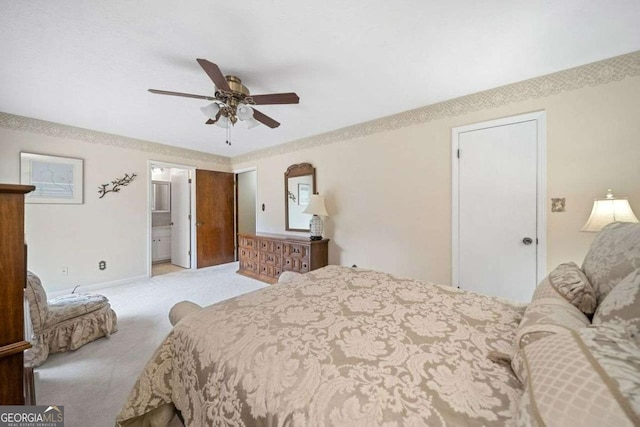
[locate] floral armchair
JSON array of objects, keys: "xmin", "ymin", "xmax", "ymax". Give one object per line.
[{"xmin": 24, "ymin": 271, "xmax": 118, "ymax": 367}]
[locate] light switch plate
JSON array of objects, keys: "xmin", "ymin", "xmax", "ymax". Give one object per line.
[{"xmin": 551, "ymin": 198, "xmax": 566, "ymax": 212}]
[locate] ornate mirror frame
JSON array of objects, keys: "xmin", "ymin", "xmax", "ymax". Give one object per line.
[{"xmin": 285, "ymin": 163, "xmax": 316, "ymax": 231}]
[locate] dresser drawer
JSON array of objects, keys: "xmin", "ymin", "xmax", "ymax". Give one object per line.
[
  {"xmin": 283, "ymin": 243, "xmax": 309, "ymax": 258},
  {"xmin": 272, "ymin": 241, "xmax": 283, "ymax": 253},
  {"xmin": 240, "ymin": 258, "xmax": 258, "ymax": 273},
  {"xmin": 239, "ymin": 236, "xmax": 256, "ymax": 249},
  {"xmin": 259, "ymin": 239, "xmax": 283, "ymax": 254},
  {"xmin": 259, "ymin": 263, "xmax": 282, "ymax": 278},
  {"xmin": 239, "ymin": 247, "xmax": 252, "ymax": 260},
  {"xmin": 260, "ymin": 252, "xmax": 280, "ymax": 266},
  {"xmin": 282, "ymin": 257, "xmax": 310, "ymax": 273}
]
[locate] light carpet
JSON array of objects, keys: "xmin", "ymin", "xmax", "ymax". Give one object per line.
[{"xmin": 34, "ymin": 262, "xmax": 266, "ymax": 427}]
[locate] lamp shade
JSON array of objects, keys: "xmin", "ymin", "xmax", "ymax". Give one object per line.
[
  {"xmin": 302, "ymin": 194, "xmax": 329, "ymax": 216},
  {"xmin": 581, "ymin": 190, "xmax": 639, "ymax": 232},
  {"xmin": 246, "ymin": 118, "xmax": 261, "ymax": 129},
  {"xmin": 200, "ymin": 102, "xmax": 220, "ymax": 119},
  {"xmin": 215, "ymin": 115, "xmax": 230, "ymax": 129},
  {"xmin": 237, "ymin": 104, "xmax": 254, "ymax": 121}
]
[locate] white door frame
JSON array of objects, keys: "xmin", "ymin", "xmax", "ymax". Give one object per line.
[
  {"xmin": 148, "ymin": 160, "xmax": 197, "ymax": 277},
  {"xmin": 451, "ymin": 111, "xmax": 547, "ymax": 287}
]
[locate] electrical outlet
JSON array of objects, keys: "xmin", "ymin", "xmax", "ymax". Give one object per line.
[
  {"xmin": 61, "ymin": 266, "xmax": 68, "ymax": 275},
  {"xmin": 99, "ymin": 260, "xmax": 107, "ymax": 270}
]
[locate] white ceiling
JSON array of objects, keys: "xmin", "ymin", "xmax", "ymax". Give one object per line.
[{"xmin": 1, "ymin": 1, "xmax": 639, "ymax": 157}]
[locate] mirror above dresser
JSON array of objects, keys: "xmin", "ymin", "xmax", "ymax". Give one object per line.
[{"xmin": 285, "ymin": 163, "xmax": 316, "ymax": 231}]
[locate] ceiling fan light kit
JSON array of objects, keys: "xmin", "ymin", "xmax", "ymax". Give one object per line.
[
  {"xmin": 149, "ymin": 58, "xmax": 300, "ymax": 145},
  {"xmin": 246, "ymin": 118, "xmax": 261, "ymax": 129},
  {"xmin": 215, "ymin": 115, "xmax": 230, "ymax": 129},
  {"xmin": 236, "ymin": 104, "xmax": 254, "ymax": 121},
  {"xmin": 200, "ymin": 102, "xmax": 220, "ymax": 119}
]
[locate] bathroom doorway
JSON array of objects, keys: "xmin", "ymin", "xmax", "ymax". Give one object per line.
[{"xmin": 149, "ymin": 161, "xmax": 195, "ymax": 277}]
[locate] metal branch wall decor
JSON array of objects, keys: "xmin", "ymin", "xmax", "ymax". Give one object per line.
[{"xmin": 98, "ymin": 173, "xmax": 137, "ymax": 199}]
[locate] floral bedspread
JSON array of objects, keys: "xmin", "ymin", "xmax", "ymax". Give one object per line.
[{"xmin": 116, "ymin": 266, "xmax": 525, "ymax": 426}]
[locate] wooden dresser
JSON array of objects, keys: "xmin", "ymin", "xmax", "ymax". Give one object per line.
[
  {"xmin": 237, "ymin": 233, "xmax": 329, "ymax": 284},
  {"xmin": 0, "ymin": 184, "xmax": 35, "ymax": 405}
]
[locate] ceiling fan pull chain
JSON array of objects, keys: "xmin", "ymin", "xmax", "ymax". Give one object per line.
[{"xmin": 226, "ymin": 123, "xmax": 231, "ymax": 145}]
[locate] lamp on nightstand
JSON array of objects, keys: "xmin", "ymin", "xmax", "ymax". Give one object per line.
[
  {"xmin": 581, "ymin": 189, "xmax": 639, "ymax": 232},
  {"xmin": 303, "ymin": 194, "xmax": 329, "ymax": 240}
]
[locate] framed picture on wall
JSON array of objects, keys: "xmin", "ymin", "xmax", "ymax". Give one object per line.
[
  {"xmin": 298, "ymin": 183, "xmax": 310, "ymax": 206},
  {"xmin": 20, "ymin": 152, "xmax": 84, "ymax": 204}
]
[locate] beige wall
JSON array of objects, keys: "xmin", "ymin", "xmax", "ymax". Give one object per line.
[
  {"xmin": 0, "ymin": 128, "xmax": 229, "ymax": 292},
  {"xmin": 235, "ymin": 76, "xmax": 640, "ymax": 285},
  {"xmin": 1, "ymin": 74, "xmax": 638, "ymax": 292}
]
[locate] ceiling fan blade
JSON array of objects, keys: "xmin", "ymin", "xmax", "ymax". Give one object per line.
[
  {"xmin": 148, "ymin": 89, "xmax": 214, "ymax": 100},
  {"xmin": 196, "ymin": 59, "xmax": 231, "ymax": 92},
  {"xmin": 205, "ymin": 111, "xmax": 222, "ymax": 125},
  {"xmin": 252, "ymin": 108, "xmax": 280, "ymax": 128},
  {"xmin": 250, "ymin": 92, "xmax": 300, "ymax": 105}
]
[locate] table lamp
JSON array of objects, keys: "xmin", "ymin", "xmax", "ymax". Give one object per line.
[
  {"xmin": 581, "ymin": 189, "xmax": 638, "ymax": 232},
  {"xmin": 303, "ymin": 194, "xmax": 329, "ymax": 240}
]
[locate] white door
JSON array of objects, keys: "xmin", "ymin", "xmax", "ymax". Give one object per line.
[
  {"xmin": 171, "ymin": 169, "xmax": 191, "ymax": 268},
  {"xmin": 453, "ymin": 113, "xmax": 545, "ymax": 302},
  {"xmin": 237, "ymin": 170, "xmax": 257, "ymax": 235}
]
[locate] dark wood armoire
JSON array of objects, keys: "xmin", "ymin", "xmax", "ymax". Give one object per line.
[{"xmin": 0, "ymin": 184, "xmax": 35, "ymax": 404}]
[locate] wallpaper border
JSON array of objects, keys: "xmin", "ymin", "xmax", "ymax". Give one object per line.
[
  {"xmin": 1, "ymin": 51, "xmax": 638, "ymax": 166},
  {"xmin": 231, "ymin": 50, "xmax": 640, "ymax": 165},
  {"xmin": 0, "ymin": 112, "xmax": 231, "ymax": 166}
]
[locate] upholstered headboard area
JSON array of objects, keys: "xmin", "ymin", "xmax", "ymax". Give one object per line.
[
  {"xmin": 509, "ymin": 221, "xmax": 640, "ymax": 425},
  {"xmin": 581, "ymin": 222, "xmax": 640, "ymax": 304}
]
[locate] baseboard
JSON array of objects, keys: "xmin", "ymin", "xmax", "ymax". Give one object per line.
[{"xmin": 47, "ymin": 274, "xmax": 148, "ymax": 298}]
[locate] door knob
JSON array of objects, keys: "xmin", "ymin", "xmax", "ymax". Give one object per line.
[
  {"xmin": 522, "ymin": 237, "xmax": 533, "ymax": 245},
  {"xmin": 196, "ymin": 222, "xmax": 203, "ymax": 227}
]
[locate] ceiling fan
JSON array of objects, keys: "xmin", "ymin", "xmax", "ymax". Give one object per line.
[{"xmin": 149, "ymin": 59, "xmax": 300, "ymax": 145}]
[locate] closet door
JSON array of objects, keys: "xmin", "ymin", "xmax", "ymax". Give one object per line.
[
  {"xmin": 453, "ymin": 113, "xmax": 545, "ymax": 302},
  {"xmin": 195, "ymin": 170, "xmax": 235, "ymax": 268}
]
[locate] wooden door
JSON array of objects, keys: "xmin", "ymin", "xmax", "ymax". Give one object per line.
[
  {"xmin": 196, "ymin": 170, "xmax": 235, "ymax": 268},
  {"xmin": 453, "ymin": 113, "xmax": 544, "ymax": 302}
]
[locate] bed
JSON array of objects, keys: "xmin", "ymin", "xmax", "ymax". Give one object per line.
[{"xmin": 117, "ymin": 222, "xmax": 640, "ymax": 426}]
